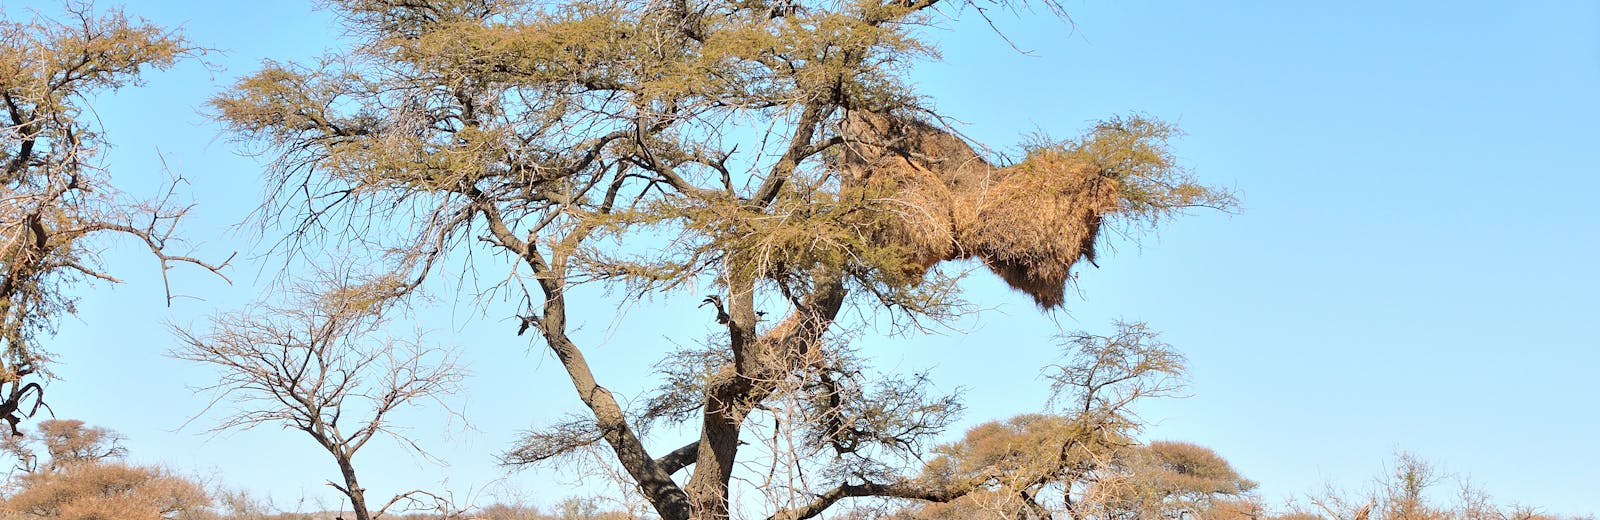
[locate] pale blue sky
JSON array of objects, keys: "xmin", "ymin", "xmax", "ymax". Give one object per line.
[{"xmin": 4, "ymin": 0, "xmax": 1598, "ymax": 516}]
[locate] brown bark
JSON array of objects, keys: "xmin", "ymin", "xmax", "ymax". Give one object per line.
[
  {"xmin": 768, "ymin": 479, "xmax": 967, "ymax": 520},
  {"xmin": 684, "ymin": 403, "xmax": 741, "ymax": 519},
  {"xmin": 683, "ymin": 273, "xmax": 847, "ymax": 520},
  {"xmin": 477, "ymin": 197, "xmax": 695, "ymax": 520},
  {"xmin": 683, "ymin": 276, "xmax": 757, "ymax": 520},
  {"xmin": 334, "ymin": 453, "xmax": 371, "ymax": 520},
  {"xmin": 656, "ymin": 441, "xmax": 700, "ymax": 475},
  {"xmin": 544, "ymin": 329, "xmax": 694, "ymax": 520}
]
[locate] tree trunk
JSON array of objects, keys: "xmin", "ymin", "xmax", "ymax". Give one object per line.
[
  {"xmin": 681, "ymin": 274, "xmax": 848, "ymax": 520},
  {"xmin": 504, "ymin": 231, "xmax": 694, "ymax": 520},
  {"xmin": 543, "ymin": 329, "xmax": 693, "ymax": 520},
  {"xmin": 683, "ymin": 278, "xmax": 760, "ymax": 520},
  {"xmin": 683, "ymin": 384, "xmax": 747, "ymax": 520},
  {"xmin": 335, "ymin": 455, "xmax": 371, "ymax": 520}
]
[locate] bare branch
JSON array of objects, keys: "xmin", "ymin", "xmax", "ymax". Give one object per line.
[
  {"xmin": 173, "ymin": 268, "xmax": 462, "ymax": 520},
  {"xmin": 0, "ymin": 5, "xmax": 224, "ymax": 435}
]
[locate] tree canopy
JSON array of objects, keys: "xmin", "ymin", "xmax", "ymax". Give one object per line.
[
  {"xmin": 0, "ymin": 3, "xmax": 227, "ymax": 436},
  {"xmin": 0, "ymin": 1, "xmax": 1589, "ymax": 520},
  {"xmin": 207, "ymin": 0, "xmax": 1233, "ymax": 518}
]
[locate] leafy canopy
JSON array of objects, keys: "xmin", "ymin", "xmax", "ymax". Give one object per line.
[{"xmin": 209, "ymin": 0, "xmax": 1233, "ymax": 518}]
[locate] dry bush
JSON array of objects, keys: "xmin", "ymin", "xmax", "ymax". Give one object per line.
[
  {"xmin": 474, "ymin": 502, "xmax": 546, "ymax": 520},
  {"xmin": 1105, "ymin": 441, "xmax": 1259, "ymax": 518},
  {"xmin": 466, "ymin": 499, "xmax": 641, "ymax": 520},
  {"xmin": 1134, "ymin": 441, "xmax": 1257, "ymax": 497},
  {"xmin": 1266, "ymin": 513, "xmax": 1325, "ymax": 520},
  {"xmin": 1291, "ymin": 452, "xmax": 1586, "ymax": 520},
  {"xmin": 1, "ymin": 419, "xmax": 125, "ymax": 476},
  {"xmin": 1, "ymin": 461, "xmax": 208, "ymax": 520},
  {"xmin": 1197, "ymin": 498, "xmax": 1268, "ymax": 520},
  {"xmin": 0, "ymin": 419, "xmax": 206, "ymax": 519}
]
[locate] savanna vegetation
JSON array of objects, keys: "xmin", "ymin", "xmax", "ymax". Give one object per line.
[{"xmin": 0, "ymin": 1, "xmax": 1585, "ymax": 519}]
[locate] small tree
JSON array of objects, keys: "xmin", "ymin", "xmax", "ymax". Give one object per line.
[
  {"xmin": 893, "ymin": 322, "xmax": 1238, "ymax": 520},
  {"xmin": 1293, "ymin": 452, "xmax": 1582, "ymax": 520},
  {"xmin": 1, "ymin": 419, "xmax": 124, "ymax": 475},
  {"xmin": 0, "ymin": 420, "xmax": 126, "ymax": 475},
  {"xmin": 0, "ymin": 420, "xmax": 208, "ymax": 520},
  {"xmin": 0, "ymin": 2, "xmax": 228, "ymax": 436},
  {"xmin": 1379, "ymin": 453, "xmax": 1444, "ymax": 520},
  {"xmin": 1100, "ymin": 441, "xmax": 1259, "ymax": 519},
  {"xmin": 172, "ymin": 272, "xmax": 464, "ymax": 520}
]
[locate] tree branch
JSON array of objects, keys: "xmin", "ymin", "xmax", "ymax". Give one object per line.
[{"xmin": 768, "ymin": 479, "xmax": 967, "ymax": 520}]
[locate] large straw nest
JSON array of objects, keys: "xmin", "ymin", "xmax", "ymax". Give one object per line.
[{"xmin": 833, "ymin": 110, "xmax": 1125, "ymax": 309}]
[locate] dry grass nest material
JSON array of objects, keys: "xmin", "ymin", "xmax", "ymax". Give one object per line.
[{"xmin": 832, "ymin": 110, "xmax": 1181, "ymax": 309}]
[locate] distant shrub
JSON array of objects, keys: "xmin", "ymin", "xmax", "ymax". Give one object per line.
[{"xmin": 2, "ymin": 460, "xmax": 209, "ymax": 520}]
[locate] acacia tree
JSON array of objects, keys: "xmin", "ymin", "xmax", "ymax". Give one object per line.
[
  {"xmin": 211, "ymin": 0, "xmax": 1233, "ymax": 518},
  {"xmin": 899, "ymin": 437, "xmax": 1258, "ymax": 520},
  {"xmin": 1, "ymin": 419, "xmax": 125, "ymax": 476},
  {"xmin": 0, "ymin": 420, "xmax": 209, "ymax": 520},
  {"xmin": 1106, "ymin": 441, "xmax": 1259, "ymax": 519},
  {"xmin": 0, "ymin": 4, "xmax": 228, "ymax": 435},
  {"xmin": 893, "ymin": 322, "xmax": 1242, "ymax": 520},
  {"xmin": 172, "ymin": 272, "xmax": 464, "ymax": 520}
]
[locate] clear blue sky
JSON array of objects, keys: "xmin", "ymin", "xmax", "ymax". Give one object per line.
[{"xmin": 4, "ymin": 0, "xmax": 1598, "ymax": 516}]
